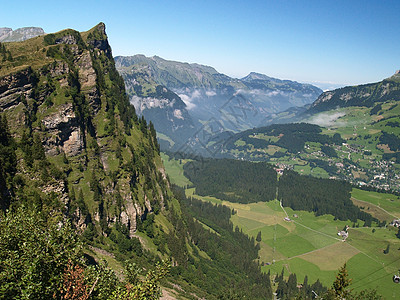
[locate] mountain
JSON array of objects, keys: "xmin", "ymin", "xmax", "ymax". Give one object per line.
[
  {"xmin": 115, "ymin": 55, "xmax": 322, "ymax": 152},
  {"xmin": 0, "ymin": 26, "xmax": 45, "ymax": 42},
  {"xmin": 116, "ymin": 61, "xmax": 197, "ymax": 150},
  {"xmin": 245, "ymin": 71, "xmax": 400, "ymax": 137},
  {"xmin": 310, "ymin": 71, "xmax": 400, "ymax": 112},
  {"xmin": 0, "ymin": 23, "xmax": 277, "ymax": 299},
  {"xmin": 0, "ymin": 22, "xmax": 169, "ymax": 236}
]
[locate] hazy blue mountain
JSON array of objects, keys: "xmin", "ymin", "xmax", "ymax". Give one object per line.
[
  {"xmin": 117, "ymin": 61, "xmax": 197, "ymax": 150},
  {"xmin": 115, "ymin": 55, "xmax": 322, "ymax": 152},
  {"xmin": 0, "ymin": 27, "xmax": 45, "ymax": 42}
]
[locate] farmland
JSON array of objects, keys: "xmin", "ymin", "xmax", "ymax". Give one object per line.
[{"xmin": 162, "ymin": 153, "xmax": 400, "ymax": 298}]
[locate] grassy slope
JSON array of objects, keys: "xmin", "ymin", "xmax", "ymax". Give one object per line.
[
  {"xmin": 222, "ymin": 102, "xmax": 400, "ymax": 192},
  {"xmin": 162, "ymin": 154, "xmax": 400, "ymax": 298}
]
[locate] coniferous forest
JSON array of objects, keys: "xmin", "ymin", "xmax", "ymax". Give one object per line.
[
  {"xmin": 184, "ymin": 158, "xmax": 376, "ymax": 224},
  {"xmin": 278, "ymin": 170, "xmax": 378, "ymax": 224},
  {"xmin": 184, "ymin": 158, "xmax": 277, "ymax": 203}
]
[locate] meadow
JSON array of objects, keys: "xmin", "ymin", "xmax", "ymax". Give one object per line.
[{"xmin": 162, "ymin": 154, "xmax": 400, "ymax": 298}]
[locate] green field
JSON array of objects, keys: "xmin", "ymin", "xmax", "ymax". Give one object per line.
[
  {"xmin": 351, "ymin": 188, "xmax": 400, "ymax": 220},
  {"xmin": 163, "ymin": 154, "xmax": 400, "ymax": 298},
  {"xmin": 160, "ymin": 153, "xmax": 192, "ymax": 187}
]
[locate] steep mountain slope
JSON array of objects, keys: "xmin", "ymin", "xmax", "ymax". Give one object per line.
[
  {"xmin": 0, "ymin": 22, "xmax": 172, "ymax": 242},
  {"xmin": 117, "ymin": 62, "xmax": 197, "ymax": 149},
  {"xmin": 0, "ymin": 23, "xmax": 276, "ymax": 299},
  {"xmin": 115, "ymin": 55, "xmax": 322, "ymax": 152},
  {"xmin": 0, "ymin": 26, "xmax": 45, "ymax": 42}
]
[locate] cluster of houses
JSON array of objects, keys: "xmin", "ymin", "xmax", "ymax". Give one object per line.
[
  {"xmin": 390, "ymin": 219, "xmax": 400, "ymax": 228},
  {"xmin": 274, "ymin": 163, "xmax": 292, "ymax": 175},
  {"xmin": 337, "ymin": 225, "xmax": 349, "ymax": 241}
]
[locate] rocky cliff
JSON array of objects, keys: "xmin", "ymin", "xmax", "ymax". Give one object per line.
[{"xmin": 0, "ymin": 23, "xmax": 170, "ymax": 238}]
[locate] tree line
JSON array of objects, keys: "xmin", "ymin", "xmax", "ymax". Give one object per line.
[
  {"xmin": 184, "ymin": 157, "xmax": 377, "ymax": 224},
  {"xmin": 278, "ymin": 170, "xmax": 378, "ymax": 224}
]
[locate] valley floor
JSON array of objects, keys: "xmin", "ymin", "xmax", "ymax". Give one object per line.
[{"xmin": 162, "ymin": 153, "xmax": 400, "ymax": 299}]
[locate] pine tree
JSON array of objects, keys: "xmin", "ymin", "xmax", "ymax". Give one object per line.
[
  {"xmin": 256, "ymin": 230, "xmax": 262, "ymax": 242},
  {"xmin": 332, "ymin": 263, "xmax": 352, "ymax": 299},
  {"xmin": 287, "ymin": 273, "xmax": 297, "ymax": 298},
  {"xmin": 383, "ymin": 244, "xmax": 390, "ymax": 254}
]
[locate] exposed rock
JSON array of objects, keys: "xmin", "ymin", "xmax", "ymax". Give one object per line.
[
  {"xmin": 56, "ymin": 34, "xmax": 79, "ymax": 45},
  {"xmin": 62, "ymin": 129, "xmax": 84, "ymax": 156},
  {"xmin": 0, "ymin": 68, "xmax": 34, "ymax": 111},
  {"xmin": 41, "ymin": 103, "xmax": 83, "ymax": 156},
  {"xmin": 0, "ymin": 28, "xmax": 12, "ymax": 41},
  {"xmin": 77, "ymin": 52, "xmax": 97, "ymax": 88},
  {"xmin": 123, "ymin": 194, "xmax": 138, "ymax": 237}
]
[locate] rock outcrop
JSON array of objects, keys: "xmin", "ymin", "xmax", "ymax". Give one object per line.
[{"xmin": 0, "ymin": 23, "xmax": 169, "ymax": 239}]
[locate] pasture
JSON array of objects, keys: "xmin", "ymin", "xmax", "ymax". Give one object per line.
[{"xmin": 162, "ymin": 154, "xmax": 400, "ymax": 298}]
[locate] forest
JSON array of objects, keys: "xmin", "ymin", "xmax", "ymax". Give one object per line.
[
  {"xmin": 183, "ymin": 158, "xmax": 277, "ymax": 203},
  {"xmin": 184, "ymin": 158, "xmax": 377, "ymax": 225},
  {"xmin": 278, "ymin": 170, "xmax": 377, "ymax": 224},
  {"xmin": 223, "ymin": 123, "xmax": 344, "ymax": 154},
  {"xmin": 170, "ymin": 185, "xmax": 274, "ymax": 299}
]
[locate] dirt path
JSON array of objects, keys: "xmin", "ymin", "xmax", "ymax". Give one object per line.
[{"xmin": 351, "ymin": 197, "xmax": 399, "ymax": 219}]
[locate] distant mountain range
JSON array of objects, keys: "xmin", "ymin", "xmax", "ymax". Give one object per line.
[
  {"xmin": 115, "ymin": 55, "xmax": 322, "ymax": 152},
  {"xmin": 255, "ymin": 71, "xmax": 400, "ymax": 126},
  {"xmin": 0, "ymin": 27, "xmax": 45, "ymax": 42}
]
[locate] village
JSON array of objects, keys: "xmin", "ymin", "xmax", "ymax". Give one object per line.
[{"xmin": 272, "ymin": 141, "xmax": 400, "ymax": 193}]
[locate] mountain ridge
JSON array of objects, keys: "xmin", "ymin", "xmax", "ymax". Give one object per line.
[
  {"xmin": 0, "ymin": 26, "xmax": 45, "ymax": 42},
  {"xmin": 310, "ymin": 70, "xmax": 400, "ymax": 112},
  {"xmin": 115, "ymin": 54, "xmax": 322, "ymax": 153}
]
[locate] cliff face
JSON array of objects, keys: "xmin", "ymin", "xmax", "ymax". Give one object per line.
[
  {"xmin": 0, "ymin": 23, "xmax": 169, "ymax": 237},
  {"xmin": 310, "ymin": 72, "xmax": 400, "ymax": 112}
]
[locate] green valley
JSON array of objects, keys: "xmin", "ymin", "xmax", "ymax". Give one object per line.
[
  {"xmin": 163, "ymin": 153, "xmax": 400, "ymax": 298},
  {"xmin": 210, "ymin": 99, "xmax": 400, "ymax": 193}
]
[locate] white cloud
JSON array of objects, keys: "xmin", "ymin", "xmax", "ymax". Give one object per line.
[
  {"xmin": 265, "ymin": 90, "xmax": 281, "ymax": 97},
  {"xmin": 308, "ymin": 111, "xmax": 346, "ymax": 127},
  {"xmin": 173, "ymin": 109, "xmax": 184, "ymax": 119},
  {"xmin": 233, "ymin": 89, "xmax": 245, "ymax": 96},
  {"xmin": 178, "ymin": 93, "xmax": 197, "ymax": 110},
  {"xmin": 192, "ymin": 90, "xmax": 201, "ymax": 99},
  {"xmin": 206, "ymin": 90, "xmax": 217, "ymax": 97},
  {"xmin": 178, "ymin": 89, "xmax": 202, "ymax": 110}
]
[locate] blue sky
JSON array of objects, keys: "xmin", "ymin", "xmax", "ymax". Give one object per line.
[{"xmin": 2, "ymin": 0, "xmax": 400, "ymax": 89}]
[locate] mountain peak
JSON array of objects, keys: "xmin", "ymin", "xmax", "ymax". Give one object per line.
[
  {"xmin": 241, "ymin": 72, "xmax": 273, "ymax": 82},
  {"xmin": 389, "ymin": 69, "xmax": 400, "ymax": 81}
]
